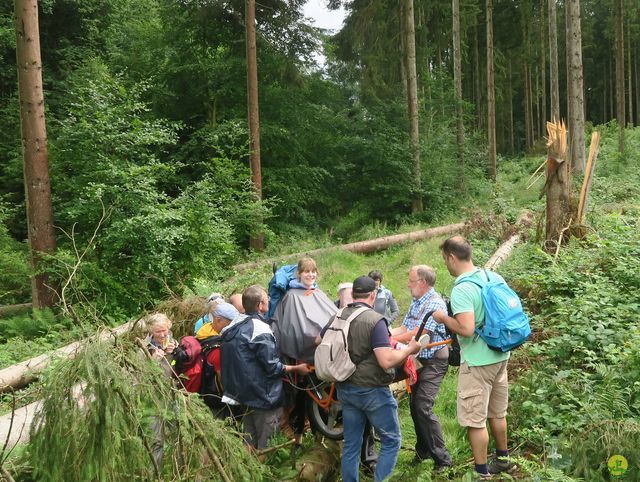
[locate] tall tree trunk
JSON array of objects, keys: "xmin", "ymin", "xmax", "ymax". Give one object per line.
[
  {"xmin": 614, "ymin": 0, "xmax": 625, "ymax": 152},
  {"xmin": 566, "ymin": 0, "xmax": 585, "ymax": 173},
  {"xmin": 531, "ymin": 67, "xmax": 542, "ymax": 139},
  {"xmin": 404, "ymin": 0, "xmax": 423, "ymax": 213},
  {"xmin": 635, "ymin": 39, "xmax": 640, "ymax": 125},
  {"xmin": 524, "ymin": 63, "xmax": 532, "ymax": 150},
  {"xmin": 399, "ymin": 1, "xmax": 408, "ymax": 101},
  {"xmin": 486, "ymin": 0, "xmax": 496, "ymax": 179},
  {"xmin": 540, "ymin": 0, "xmax": 547, "ymax": 127},
  {"xmin": 626, "ymin": 18, "xmax": 633, "ymax": 126},
  {"xmin": 245, "ymin": 0, "xmax": 264, "ymax": 251},
  {"xmin": 508, "ymin": 60, "xmax": 514, "ymax": 153},
  {"xmin": 609, "ymin": 53, "xmax": 615, "ymax": 119},
  {"xmin": 15, "ymin": 0, "xmax": 56, "ymax": 309},
  {"xmin": 452, "ymin": 0, "xmax": 465, "ymax": 170},
  {"xmin": 548, "ymin": 0, "xmax": 560, "ymax": 122},
  {"xmin": 565, "ymin": 3, "xmax": 572, "ymax": 153},
  {"xmin": 603, "ymin": 74, "xmax": 607, "ymax": 124},
  {"xmin": 474, "ymin": 22, "xmax": 483, "ymax": 131}
]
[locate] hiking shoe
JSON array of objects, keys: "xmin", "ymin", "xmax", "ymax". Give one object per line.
[
  {"xmin": 474, "ymin": 471, "xmax": 492, "ymax": 480},
  {"xmin": 488, "ymin": 456, "xmax": 516, "ymax": 474}
]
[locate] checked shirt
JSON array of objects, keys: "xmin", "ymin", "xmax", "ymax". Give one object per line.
[{"xmin": 402, "ymin": 287, "xmax": 449, "ymax": 359}]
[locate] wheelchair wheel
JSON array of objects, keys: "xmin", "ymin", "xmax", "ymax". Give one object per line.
[{"xmin": 305, "ymin": 379, "xmax": 344, "ymax": 440}]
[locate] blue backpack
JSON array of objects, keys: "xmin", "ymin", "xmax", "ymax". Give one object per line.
[
  {"xmin": 266, "ymin": 263, "xmax": 298, "ymax": 320},
  {"xmin": 455, "ymin": 270, "xmax": 531, "ymax": 352}
]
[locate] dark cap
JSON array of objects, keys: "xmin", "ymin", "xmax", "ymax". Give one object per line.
[{"xmin": 352, "ymin": 275, "xmax": 377, "ymax": 296}]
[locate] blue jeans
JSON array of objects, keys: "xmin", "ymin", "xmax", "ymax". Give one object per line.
[{"xmin": 337, "ymin": 383, "xmax": 401, "ymax": 482}]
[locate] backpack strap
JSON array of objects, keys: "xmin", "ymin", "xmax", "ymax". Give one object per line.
[
  {"xmin": 343, "ymin": 306, "xmax": 370, "ymax": 324},
  {"xmin": 452, "ymin": 269, "xmax": 490, "ymax": 337},
  {"xmin": 329, "ymin": 305, "xmax": 369, "ymax": 327}
]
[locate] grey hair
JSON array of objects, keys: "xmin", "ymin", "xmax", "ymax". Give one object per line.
[
  {"xmin": 411, "ymin": 265, "xmax": 436, "ymax": 287},
  {"xmin": 144, "ymin": 313, "xmax": 172, "ymax": 333}
]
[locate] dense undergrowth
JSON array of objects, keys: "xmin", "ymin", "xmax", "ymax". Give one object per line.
[{"xmin": 1, "ymin": 126, "xmax": 639, "ymax": 480}]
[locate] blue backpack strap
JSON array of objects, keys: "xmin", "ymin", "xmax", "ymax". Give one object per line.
[
  {"xmin": 452, "ymin": 269, "xmax": 489, "ymax": 335},
  {"xmin": 453, "ymin": 268, "xmax": 487, "ymax": 289}
]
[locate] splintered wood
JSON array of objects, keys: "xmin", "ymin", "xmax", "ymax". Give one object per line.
[
  {"xmin": 576, "ymin": 131, "xmax": 601, "ymax": 227},
  {"xmin": 546, "ymin": 119, "xmax": 567, "ymax": 161}
]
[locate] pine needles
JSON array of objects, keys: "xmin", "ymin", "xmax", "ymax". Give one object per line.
[{"xmin": 28, "ymin": 334, "xmax": 268, "ymax": 481}]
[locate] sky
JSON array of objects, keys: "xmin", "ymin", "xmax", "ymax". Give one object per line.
[
  {"xmin": 302, "ymin": 1, "xmax": 347, "ymax": 67},
  {"xmin": 302, "ymin": 0, "xmax": 346, "ymax": 33}
]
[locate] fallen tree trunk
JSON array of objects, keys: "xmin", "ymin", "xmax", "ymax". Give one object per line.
[
  {"xmin": 235, "ymin": 222, "xmax": 465, "ymax": 272},
  {"xmin": 0, "ymin": 320, "xmax": 138, "ymax": 393},
  {"xmin": 0, "ymin": 303, "xmax": 32, "ymax": 318},
  {"xmin": 484, "ymin": 234, "xmax": 521, "ymax": 270},
  {"xmin": 484, "ymin": 210, "xmax": 532, "ymax": 270},
  {"xmin": 0, "ymin": 399, "xmax": 41, "ymax": 448}
]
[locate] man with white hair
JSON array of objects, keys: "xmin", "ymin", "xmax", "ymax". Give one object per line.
[{"xmin": 391, "ymin": 265, "xmax": 452, "ymax": 472}]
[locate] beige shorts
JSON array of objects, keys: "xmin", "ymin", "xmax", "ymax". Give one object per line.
[{"xmin": 457, "ymin": 360, "xmax": 509, "ymax": 428}]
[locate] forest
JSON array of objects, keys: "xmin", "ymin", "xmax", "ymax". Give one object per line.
[{"xmin": 0, "ymin": 0, "xmax": 639, "ymax": 481}]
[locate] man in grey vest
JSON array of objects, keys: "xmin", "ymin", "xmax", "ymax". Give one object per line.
[{"xmin": 330, "ymin": 275, "xmax": 421, "ymax": 482}]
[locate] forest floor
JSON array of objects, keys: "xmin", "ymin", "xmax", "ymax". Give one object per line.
[{"xmin": 2, "ymin": 128, "xmax": 639, "ymax": 481}]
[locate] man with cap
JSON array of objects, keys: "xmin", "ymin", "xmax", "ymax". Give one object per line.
[
  {"xmin": 220, "ymin": 285, "xmax": 311, "ymax": 455},
  {"xmin": 320, "ymin": 275, "xmax": 421, "ymax": 482}
]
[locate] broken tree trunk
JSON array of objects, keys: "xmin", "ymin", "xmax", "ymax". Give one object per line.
[
  {"xmin": 544, "ymin": 120, "xmax": 571, "ymax": 252},
  {"xmin": 575, "ymin": 131, "xmax": 601, "ymax": 237},
  {"xmin": 0, "ymin": 320, "xmax": 139, "ymax": 393},
  {"xmin": 235, "ymin": 222, "xmax": 465, "ymax": 272}
]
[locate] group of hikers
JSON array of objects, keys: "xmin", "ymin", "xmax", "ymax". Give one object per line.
[{"xmin": 142, "ymin": 235, "xmax": 519, "ymax": 481}]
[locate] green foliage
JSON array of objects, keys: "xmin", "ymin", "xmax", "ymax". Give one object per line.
[
  {"xmin": 503, "ymin": 203, "xmax": 640, "ymax": 479},
  {"xmin": 28, "ymin": 336, "xmax": 268, "ymax": 481},
  {"xmin": 43, "ymin": 60, "xmax": 269, "ymax": 316},
  {"xmin": 0, "ymin": 203, "xmax": 30, "ymax": 304}
]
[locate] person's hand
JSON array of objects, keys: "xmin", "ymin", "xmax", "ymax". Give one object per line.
[
  {"xmin": 165, "ymin": 342, "xmax": 176, "ymax": 354},
  {"xmin": 295, "ymin": 364, "xmax": 312, "ymax": 376},
  {"xmin": 407, "ymin": 338, "xmax": 421, "ymax": 355},
  {"xmin": 151, "ymin": 349, "xmax": 165, "ymax": 360}
]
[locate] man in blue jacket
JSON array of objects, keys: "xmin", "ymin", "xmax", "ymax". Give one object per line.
[{"xmin": 220, "ymin": 284, "xmax": 309, "ymax": 452}]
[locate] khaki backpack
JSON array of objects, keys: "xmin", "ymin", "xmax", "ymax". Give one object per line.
[{"xmin": 314, "ymin": 306, "xmax": 368, "ymax": 382}]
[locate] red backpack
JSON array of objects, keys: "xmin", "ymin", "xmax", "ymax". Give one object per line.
[{"xmin": 173, "ymin": 335, "xmax": 223, "ymax": 399}]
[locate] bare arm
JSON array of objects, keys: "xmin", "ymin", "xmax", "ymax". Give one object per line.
[
  {"xmin": 390, "ymin": 325, "xmax": 418, "ymax": 344},
  {"xmin": 433, "ymin": 310, "xmax": 475, "ymax": 337},
  {"xmin": 285, "ymin": 363, "xmax": 311, "ymax": 376},
  {"xmin": 373, "ymin": 339, "xmax": 421, "ymax": 370}
]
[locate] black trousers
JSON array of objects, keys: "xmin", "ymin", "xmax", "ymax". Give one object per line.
[{"xmin": 410, "ymin": 357, "xmax": 452, "ymax": 467}]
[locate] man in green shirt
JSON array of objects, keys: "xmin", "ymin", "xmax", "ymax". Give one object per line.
[{"xmin": 433, "ymin": 236, "xmax": 515, "ymax": 479}]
